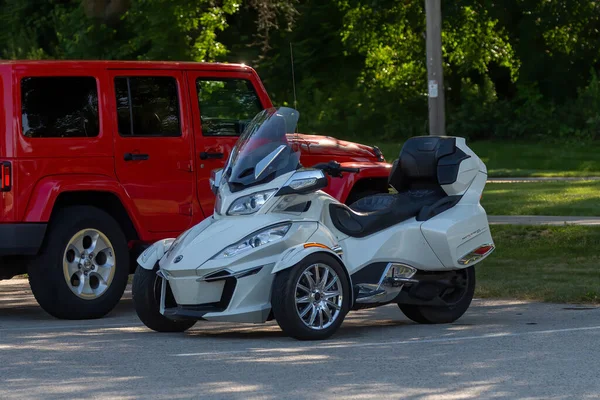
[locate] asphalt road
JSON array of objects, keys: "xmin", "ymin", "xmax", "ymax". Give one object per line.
[{"xmin": 1, "ymin": 279, "xmax": 600, "ymax": 400}]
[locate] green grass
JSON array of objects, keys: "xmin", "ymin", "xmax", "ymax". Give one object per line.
[
  {"xmin": 373, "ymin": 140, "xmax": 600, "ymax": 177},
  {"xmin": 476, "ymin": 225, "xmax": 600, "ymax": 303},
  {"xmin": 481, "ymin": 180, "xmax": 600, "ymax": 216}
]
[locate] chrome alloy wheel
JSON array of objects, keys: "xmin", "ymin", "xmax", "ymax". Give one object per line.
[
  {"xmin": 62, "ymin": 229, "xmax": 116, "ymax": 299},
  {"xmin": 295, "ymin": 263, "xmax": 343, "ymax": 330}
]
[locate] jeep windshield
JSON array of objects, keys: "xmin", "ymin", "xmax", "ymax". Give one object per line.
[{"xmin": 223, "ymin": 107, "xmax": 301, "ymax": 192}]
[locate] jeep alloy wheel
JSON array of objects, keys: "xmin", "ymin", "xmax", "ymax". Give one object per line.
[{"xmin": 63, "ymin": 229, "xmax": 117, "ymax": 300}]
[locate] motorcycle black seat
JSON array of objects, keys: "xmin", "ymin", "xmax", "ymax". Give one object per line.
[
  {"xmin": 329, "ymin": 190, "xmax": 445, "ymax": 238},
  {"xmin": 329, "ymin": 135, "xmax": 469, "ymax": 238}
]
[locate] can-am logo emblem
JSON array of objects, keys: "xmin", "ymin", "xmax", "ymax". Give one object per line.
[{"xmin": 174, "ymin": 255, "xmax": 183, "ymax": 263}]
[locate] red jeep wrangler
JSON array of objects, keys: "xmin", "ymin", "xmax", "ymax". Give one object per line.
[{"xmin": 0, "ymin": 60, "xmax": 391, "ymax": 319}]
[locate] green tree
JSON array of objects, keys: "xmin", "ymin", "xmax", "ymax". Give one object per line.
[{"xmin": 0, "ymin": 0, "xmax": 297, "ymax": 62}]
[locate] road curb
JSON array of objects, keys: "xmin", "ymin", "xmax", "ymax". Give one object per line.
[
  {"xmin": 488, "ymin": 215, "xmax": 600, "ymax": 226},
  {"xmin": 488, "ymin": 177, "xmax": 600, "ymax": 183}
]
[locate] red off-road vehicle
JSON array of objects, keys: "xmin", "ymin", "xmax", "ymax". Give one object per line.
[{"xmin": 0, "ymin": 60, "xmax": 391, "ymax": 319}]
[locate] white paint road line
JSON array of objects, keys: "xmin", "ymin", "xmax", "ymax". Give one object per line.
[{"xmin": 173, "ymin": 325, "xmax": 600, "ymax": 357}]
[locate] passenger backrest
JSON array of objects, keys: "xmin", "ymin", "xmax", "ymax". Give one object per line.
[{"xmin": 388, "ymin": 136, "xmax": 470, "ymax": 193}]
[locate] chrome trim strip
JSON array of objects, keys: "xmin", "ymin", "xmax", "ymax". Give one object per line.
[
  {"xmin": 197, "ymin": 266, "xmax": 264, "ymax": 282},
  {"xmin": 392, "ymin": 277, "xmax": 419, "ymax": 284},
  {"xmin": 332, "ymin": 245, "xmax": 343, "ymax": 258},
  {"xmin": 156, "ymin": 269, "xmax": 167, "ymax": 280},
  {"xmin": 233, "ymin": 266, "xmax": 263, "ymax": 279},
  {"xmin": 355, "ymin": 262, "xmax": 418, "ymax": 304},
  {"xmin": 457, "ymin": 243, "xmax": 495, "ymax": 265},
  {"xmin": 378, "ymin": 262, "xmax": 417, "ymax": 286},
  {"xmin": 281, "ymin": 169, "xmax": 326, "ymax": 187},
  {"xmin": 159, "ymin": 273, "xmax": 167, "ymax": 315}
]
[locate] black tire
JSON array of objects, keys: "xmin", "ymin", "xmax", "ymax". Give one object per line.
[
  {"xmin": 132, "ymin": 264, "xmax": 196, "ymax": 333},
  {"xmin": 399, "ymin": 267, "xmax": 476, "ymax": 324},
  {"xmin": 28, "ymin": 206, "xmax": 129, "ymax": 320},
  {"xmin": 272, "ymin": 253, "xmax": 351, "ymax": 340}
]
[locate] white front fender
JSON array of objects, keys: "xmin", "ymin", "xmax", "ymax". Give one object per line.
[
  {"xmin": 272, "ymin": 243, "xmax": 343, "ymax": 274},
  {"xmin": 137, "ymin": 238, "xmax": 176, "ymax": 270},
  {"xmin": 271, "ymin": 243, "xmax": 353, "ymax": 304}
]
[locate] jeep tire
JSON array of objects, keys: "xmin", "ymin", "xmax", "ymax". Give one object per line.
[{"xmin": 28, "ymin": 206, "xmax": 129, "ymax": 320}]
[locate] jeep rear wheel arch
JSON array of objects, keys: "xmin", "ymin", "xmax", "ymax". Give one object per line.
[{"xmin": 22, "ymin": 175, "xmax": 145, "ymax": 239}]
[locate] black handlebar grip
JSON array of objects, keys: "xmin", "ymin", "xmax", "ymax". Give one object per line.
[{"xmin": 341, "ymin": 167, "xmax": 360, "ymax": 173}]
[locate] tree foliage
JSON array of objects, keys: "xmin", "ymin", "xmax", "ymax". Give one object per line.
[
  {"xmin": 0, "ymin": 0, "xmax": 293, "ymax": 61},
  {"xmin": 331, "ymin": 0, "xmax": 600, "ymax": 140},
  {"xmin": 2, "ymin": 0, "xmax": 600, "ymax": 141}
]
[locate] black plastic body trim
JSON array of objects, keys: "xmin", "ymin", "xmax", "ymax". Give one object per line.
[
  {"xmin": 437, "ymin": 148, "xmax": 470, "ymax": 185},
  {"xmin": 284, "ymin": 201, "xmax": 311, "ymax": 213},
  {"xmin": 164, "ymin": 277, "xmax": 237, "ymax": 320},
  {"xmin": 0, "ymin": 223, "xmax": 47, "ymax": 257},
  {"xmin": 350, "ymin": 262, "xmax": 388, "ymax": 285}
]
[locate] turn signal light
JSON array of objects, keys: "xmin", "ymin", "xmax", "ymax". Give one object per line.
[
  {"xmin": 304, "ymin": 243, "xmax": 330, "ymax": 250},
  {"xmin": 1, "ymin": 162, "xmax": 11, "ymax": 192}
]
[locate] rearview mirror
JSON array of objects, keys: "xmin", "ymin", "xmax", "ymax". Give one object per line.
[
  {"xmin": 210, "ymin": 168, "xmax": 223, "ymax": 195},
  {"xmin": 275, "ymin": 169, "xmax": 328, "ymax": 196}
]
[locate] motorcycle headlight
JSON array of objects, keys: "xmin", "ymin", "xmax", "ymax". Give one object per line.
[
  {"xmin": 227, "ymin": 189, "xmax": 277, "ymax": 216},
  {"xmin": 214, "ymin": 223, "xmax": 291, "ymax": 259}
]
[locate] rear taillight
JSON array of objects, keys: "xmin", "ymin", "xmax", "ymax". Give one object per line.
[
  {"xmin": 473, "ymin": 245, "xmax": 494, "ymax": 255},
  {"xmin": 1, "ymin": 161, "xmax": 11, "ymax": 191},
  {"xmin": 457, "ymin": 243, "xmax": 495, "ymax": 265}
]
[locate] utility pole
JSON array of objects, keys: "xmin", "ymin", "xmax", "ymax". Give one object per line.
[{"xmin": 425, "ymin": 0, "xmax": 445, "ymax": 136}]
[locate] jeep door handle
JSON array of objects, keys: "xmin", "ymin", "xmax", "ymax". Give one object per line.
[
  {"xmin": 199, "ymin": 152, "xmax": 224, "ymax": 160},
  {"xmin": 124, "ymin": 153, "xmax": 149, "ymax": 161}
]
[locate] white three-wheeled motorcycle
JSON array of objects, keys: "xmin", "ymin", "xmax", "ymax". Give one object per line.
[{"xmin": 133, "ymin": 107, "xmax": 495, "ymax": 340}]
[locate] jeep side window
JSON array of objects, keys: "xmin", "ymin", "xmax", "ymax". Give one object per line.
[
  {"xmin": 21, "ymin": 76, "xmax": 99, "ymax": 138},
  {"xmin": 114, "ymin": 76, "xmax": 181, "ymax": 137},
  {"xmin": 196, "ymin": 78, "xmax": 262, "ymax": 136}
]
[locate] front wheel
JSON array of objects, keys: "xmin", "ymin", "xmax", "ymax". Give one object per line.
[
  {"xmin": 272, "ymin": 253, "xmax": 350, "ymax": 340},
  {"xmin": 399, "ymin": 266, "xmax": 476, "ymax": 324},
  {"xmin": 132, "ymin": 264, "xmax": 196, "ymax": 333}
]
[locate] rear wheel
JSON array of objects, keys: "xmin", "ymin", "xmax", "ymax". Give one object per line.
[
  {"xmin": 272, "ymin": 253, "xmax": 350, "ymax": 340},
  {"xmin": 132, "ymin": 264, "xmax": 196, "ymax": 333},
  {"xmin": 28, "ymin": 206, "xmax": 129, "ymax": 319},
  {"xmin": 398, "ymin": 267, "xmax": 475, "ymax": 324}
]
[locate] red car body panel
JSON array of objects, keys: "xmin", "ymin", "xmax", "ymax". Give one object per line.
[
  {"xmin": 0, "ymin": 60, "xmax": 392, "ymax": 251},
  {"xmin": 324, "ymin": 162, "xmax": 393, "ymax": 202}
]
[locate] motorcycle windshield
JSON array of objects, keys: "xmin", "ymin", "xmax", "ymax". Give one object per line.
[{"xmin": 224, "ymin": 107, "xmax": 301, "ymax": 191}]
